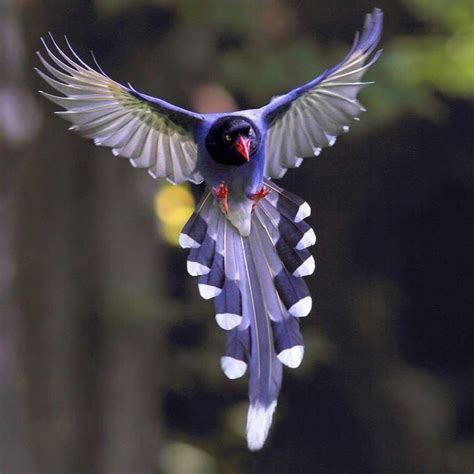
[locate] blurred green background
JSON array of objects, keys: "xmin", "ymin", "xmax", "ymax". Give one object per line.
[{"xmin": 0, "ymin": 0, "xmax": 473, "ymax": 473}]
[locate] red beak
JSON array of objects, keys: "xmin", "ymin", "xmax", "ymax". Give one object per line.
[{"xmin": 235, "ymin": 135, "xmax": 251, "ymax": 162}]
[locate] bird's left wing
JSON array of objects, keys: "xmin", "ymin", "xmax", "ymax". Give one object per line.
[
  {"xmin": 37, "ymin": 37, "xmax": 205, "ymax": 184},
  {"xmin": 261, "ymin": 8, "xmax": 383, "ymax": 179}
]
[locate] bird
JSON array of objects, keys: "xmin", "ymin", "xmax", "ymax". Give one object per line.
[{"xmin": 36, "ymin": 8, "xmax": 383, "ymax": 451}]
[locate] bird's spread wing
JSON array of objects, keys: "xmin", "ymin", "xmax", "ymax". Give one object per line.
[
  {"xmin": 261, "ymin": 8, "xmax": 383, "ymax": 179},
  {"xmin": 36, "ymin": 36, "xmax": 205, "ymax": 184}
]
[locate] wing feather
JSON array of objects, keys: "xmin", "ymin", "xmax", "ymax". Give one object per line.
[
  {"xmin": 37, "ymin": 37, "xmax": 205, "ymax": 184},
  {"xmin": 262, "ymin": 8, "xmax": 383, "ymax": 178}
]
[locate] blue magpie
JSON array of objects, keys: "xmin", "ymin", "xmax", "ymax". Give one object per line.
[{"xmin": 37, "ymin": 8, "xmax": 383, "ymax": 450}]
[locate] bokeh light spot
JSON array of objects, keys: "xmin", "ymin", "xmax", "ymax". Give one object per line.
[{"xmin": 154, "ymin": 183, "xmax": 195, "ymax": 246}]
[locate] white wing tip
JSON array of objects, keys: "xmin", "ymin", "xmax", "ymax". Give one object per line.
[
  {"xmin": 295, "ymin": 202, "xmax": 311, "ymax": 223},
  {"xmin": 277, "ymin": 345, "xmax": 304, "ymax": 368},
  {"xmin": 147, "ymin": 169, "xmax": 158, "ymax": 179},
  {"xmin": 294, "ymin": 157, "xmax": 303, "ymax": 167},
  {"xmin": 296, "ymin": 228, "xmax": 316, "ymax": 250},
  {"xmin": 293, "ymin": 255, "xmax": 316, "ymax": 277},
  {"xmin": 327, "ymin": 134, "xmax": 336, "ymax": 146},
  {"xmin": 198, "ymin": 283, "xmax": 221, "ymax": 300},
  {"xmin": 220, "ymin": 356, "xmax": 247, "ymax": 379},
  {"xmin": 247, "ymin": 401, "xmax": 277, "ymax": 451},
  {"xmin": 274, "ymin": 168, "xmax": 286, "ymax": 179},
  {"xmin": 289, "ymin": 296, "xmax": 312, "ymax": 317},
  {"xmin": 215, "ymin": 313, "xmax": 242, "ymax": 330}
]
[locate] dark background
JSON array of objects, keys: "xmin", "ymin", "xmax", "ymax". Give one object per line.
[{"xmin": 1, "ymin": 0, "xmax": 473, "ymax": 473}]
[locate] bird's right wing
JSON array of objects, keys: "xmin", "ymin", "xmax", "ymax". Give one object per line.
[
  {"xmin": 261, "ymin": 8, "xmax": 383, "ymax": 179},
  {"xmin": 37, "ymin": 36, "xmax": 205, "ymax": 184}
]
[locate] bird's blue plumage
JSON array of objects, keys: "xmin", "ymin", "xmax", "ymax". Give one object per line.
[
  {"xmin": 37, "ymin": 8, "xmax": 383, "ymax": 451},
  {"xmin": 195, "ymin": 111, "xmax": 267, "ymax": 235}
]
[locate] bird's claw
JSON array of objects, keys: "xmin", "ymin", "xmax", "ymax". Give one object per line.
[
  {"xmin": 249, "ymin": 185, "xmax": 271, "ymax": 210},
  {"xmin": 212, "ymin": 182, "xmax": 229, "ymax": 214}
]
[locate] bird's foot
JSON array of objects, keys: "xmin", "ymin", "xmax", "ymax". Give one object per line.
[
  {"xmin": 249, "ymin": 185, "xmax": 271, "ymax": 210},
  {"xmin": 212, "ymin": 182, "xmax": 229, "ymax": 214}
]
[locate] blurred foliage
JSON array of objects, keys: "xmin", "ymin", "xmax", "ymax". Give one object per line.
[
  {"xmin": 401, "ymin": 0, "xmax": 474, "ymax": 99},
  {"xmin": 374, "ymin": 0, "xmax": 474, "ymax": 125}
]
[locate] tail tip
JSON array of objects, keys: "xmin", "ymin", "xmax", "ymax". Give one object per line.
[
  {"xmin": 277, "ymin": 345, "xmax": 304, "ymax": 368},
  {"xmin": 198, "ymin": 283, "xmax": 222, "ymax": 299},
  {"xmin": 216, "ymin": 312, "xmax": 242, "ymax": 330},
  {"xmin": 179, "ymin": 233, "xmax": 199, "ymax": 249},
  {"xmin": 295, "ymin": 202, "xmax": 311, "ymax": 223},
  {"xmin": 293, "ymin": 255, "xmax": 316, "ymax": 278},
  {"xmin": 246, "ymin": 401, "xmax": 277, "ymax": 451},
  {"xmin": 296, "ymin": 228, "xmax": 317, "ymax": 250},
  {"xmin": 220, "ymin": 356, "xmax": 247, "ymax": 379},
  {"xmin": 289, "ymin": 296, "xmax": 312, "ymax": 317}
]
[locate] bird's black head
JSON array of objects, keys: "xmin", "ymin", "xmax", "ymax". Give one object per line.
[{"xmin": 205, "ymin": 116, "xmax": 260, "ymax": 166}]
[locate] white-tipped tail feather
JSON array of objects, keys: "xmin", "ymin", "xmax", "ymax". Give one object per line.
[
  {"xmin": 179, "ymin": 233, "xmax": 200, "ymax": 249},
  {"xmin": 289, "ymin": 296, "xmax": 312, "ymax": 317},
  {"xmin": 182, "ymin": 182, "xmax": 316, "ymax": 451},
  {"xmin": 293, "ymin": 255, "xmax": 316, "ymax": 277},
  {"xmin": 221, "ymin": 356, "xmax": 247, "ymax": 379},
  {"xmin": 296, "ymin": 228, "xmax": 316, "ymax": 250},
  {"xmin": 295, "ymin": 202, "xmax": 311, "ymax": 223},
  {"xmin": 187, "ymin": 261, "xmax": 210, "ymax": 276},
  {"xmin": 247, "ymin": 401, "xmax": 278, "ymax": 451},
  {"xmin": 277, "ymin": 345, "xmax": 304, "ymax": 368},
  {"xmin": 216, "ymin": 313, "xmax": 242, "ymax": 330},
  {"xmin": 198, "ymin": 283, "xmax": 222, "ymax": 299}
]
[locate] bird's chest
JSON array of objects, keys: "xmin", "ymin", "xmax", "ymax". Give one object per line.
[{"xmin": 199, "ymin": 147, "xmax": 265, "ymax": 197}]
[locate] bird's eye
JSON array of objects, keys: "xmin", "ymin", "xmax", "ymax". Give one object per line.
[
  {"xmin": 248, "ymin": 129, "xmax": 254, "ymax": 137},
  {"xmin": 224, "ymin": 134, "xmax": 232, "ymax": 142}
]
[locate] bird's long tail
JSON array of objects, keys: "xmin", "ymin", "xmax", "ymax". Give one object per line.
[{"xmin": 179, "ymin": 179, "xmax": 315, "ymax": 450}]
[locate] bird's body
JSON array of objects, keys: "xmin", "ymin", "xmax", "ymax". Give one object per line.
[
  {"xmin": 37, "ymin": 8, "xmax": 383, "ymax": 450},
  {"xmin": 196, "ymin": 111, "xmax": 266, "ymax": 235}
]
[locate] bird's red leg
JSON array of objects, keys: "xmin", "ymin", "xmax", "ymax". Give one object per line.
[
  {"xmin": 212, "ymin": 182, "xmax": 229, "ymax": 214},
  {"xmin": 249, "ymin": 185, "xmax": 271, "ymax": 210}
]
